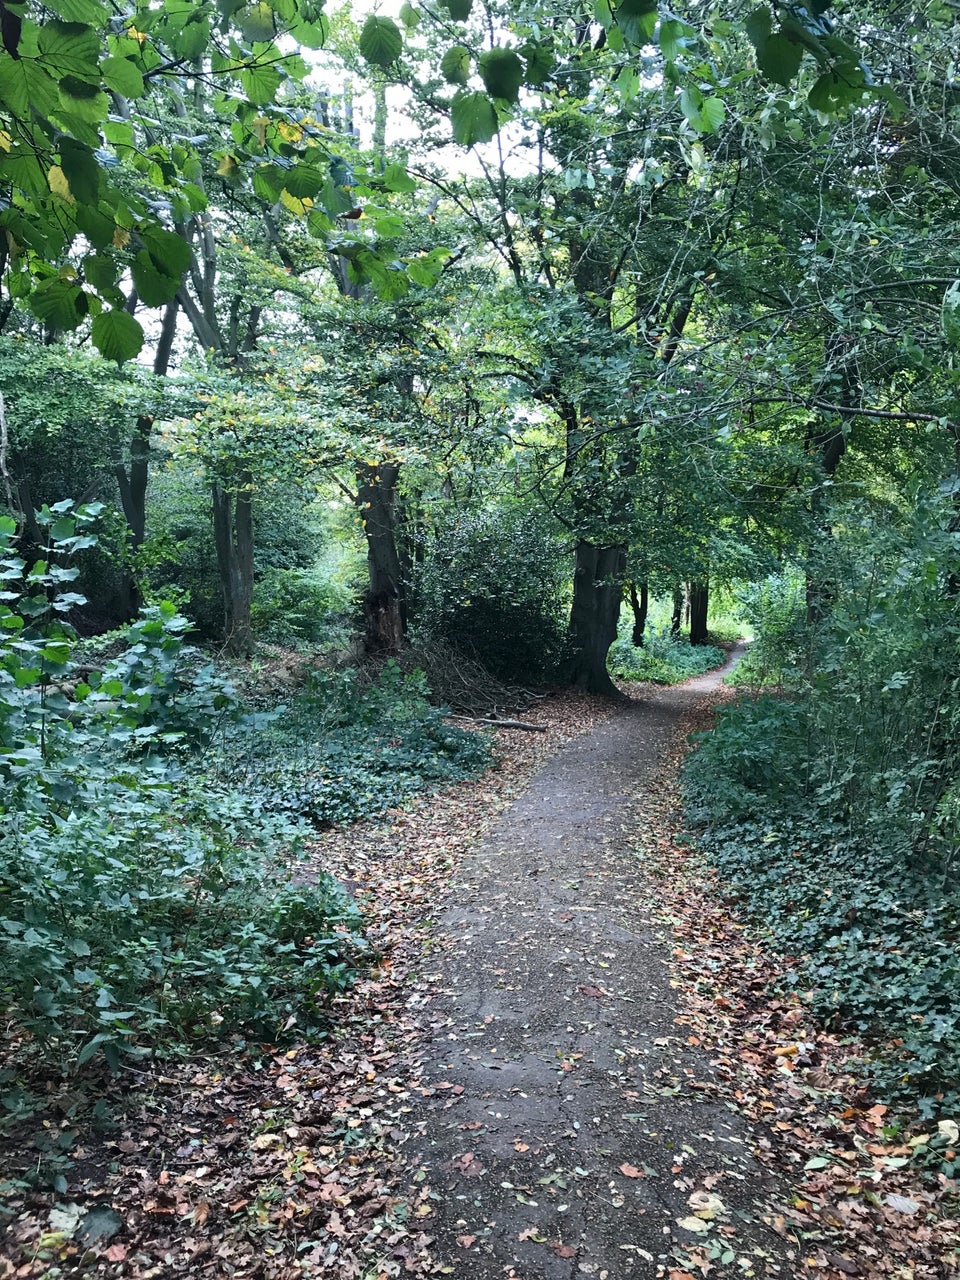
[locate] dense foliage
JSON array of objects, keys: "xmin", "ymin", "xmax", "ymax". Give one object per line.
[
  {"xmin": 0, "ymin": 512, "xmax": 490, "ymax": 1070},
  {"xmin": 685, "ymin": 500, "xmax": 960, "ymax": 1113}
]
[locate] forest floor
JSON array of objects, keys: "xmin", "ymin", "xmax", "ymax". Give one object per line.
[{"xmin": 3, "ymin": 651, "xmax": 958, "ymax": 1280}]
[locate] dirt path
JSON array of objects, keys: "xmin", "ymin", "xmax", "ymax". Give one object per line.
[{"xmin": 404, "ymin": 645, "xmax": 798, "ymax": 1278}]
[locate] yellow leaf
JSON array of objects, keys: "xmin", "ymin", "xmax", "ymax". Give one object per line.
[
  {"xmin": 0, "ymin": 131, "xmax": 11, "ymax": 152},
  {"xmin": 48, "ymin": 165, "xmax": 75, "ymax": 203},
  {"xmin": 217, "ymin": 153, "xmax": 238, "ymax": 178},
  {"xmin": 277, "ymin": 122, "xmax": 303, "ymax": 142},
  {"xmin": 113, "ymin": 226, "xmax": 131, "ymax": 249},
  {"xmin": 280, "ymin": 189, "xmax": 308, "ymax": 216}
]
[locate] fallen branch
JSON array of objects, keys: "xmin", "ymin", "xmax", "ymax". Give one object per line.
[{"xmin": 449, "ymin": 715, "xmax": 547, "ymax": 733}]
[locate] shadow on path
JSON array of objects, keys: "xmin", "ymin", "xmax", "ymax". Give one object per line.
[{"xmin": 404, "ymin": 642, "xmax": 795, "ymax": 1278}]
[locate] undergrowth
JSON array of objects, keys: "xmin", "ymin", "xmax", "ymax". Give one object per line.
[
  {"xmin": 213, "ymin": 661, "xmax": 492, "ymax": 827},
  {"xmin": 609, "ymin": 627, "xmax": 725, "ymax": 684},
  {"xmin": 0, "ymin": 506, "xmax": 489, "ymax": 1078},
  {"xmin": 684, "ymin": 503, "xmax": 960, "ymax": 1116}
]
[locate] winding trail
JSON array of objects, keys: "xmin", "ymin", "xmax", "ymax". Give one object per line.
[{"xmin": 405, "ymin": 644, "xmax": 796, "ymax": 1278}]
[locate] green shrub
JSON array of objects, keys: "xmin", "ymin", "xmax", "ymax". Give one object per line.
[
  {"xmin": 683, "ymin": 497, "xmax": 960, "ymax": 1113},
  {"xmin": 216, "ymin": 660, "xmax": 492, "ymax": 828},
  {"xmin": 411, "ymin": 506, "xmax": 567, "ymax": 682},
  {"xmin": 251, "ymin": 566, "xmax": 352, "ymax": 646},
  {"xmin": 724, "ymin": 574, "xmax": 807, "ymax": 686},
  {"xmin": 608, "ymin": 627, "xmax": 725, "ymax": 684},
  {"xmin": 0, "ymin": 508, "xmax": 365, "ymax": 1068}
]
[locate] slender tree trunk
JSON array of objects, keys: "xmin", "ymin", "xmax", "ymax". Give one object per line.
[
  {"xmin": 212, "ymin": 477, "xmax": 254, "ymax": 657},
  {"xmin": 670, "ymin": 584, "xmax": 684, "ymax": 637},
  {"xmin": 628, "ymin": 580, "xmax": 648, "ymax": 647},
  {"xmin": 567, "ymin": 540, "xmax": 626, "ymax": 696},
  {"xmin": 689, "ymin": 579, "xmax": 709, "ymax": 645},
  {"xmin": 357, "ymin": 461, "xmax": 405, "ymax": 655},
  {"xmin": 114, "ymin": 413, "xmax": 152, "ymax": 618},
  {"xmin": 113, "ymin": 299, "xmax": 179, "ymax": 619}
]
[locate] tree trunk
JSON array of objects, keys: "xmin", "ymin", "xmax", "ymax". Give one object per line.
[
  {"xmin": 670, "ymin": 584, "xmax": 684, "ymax": 637},
  {"xmin": 113, "ymin": 299, "xmax": 179, "ymax": 619},
  {"xmin": 212, "ymin": 478, "xmax": 254, "ymax": 657},
  {"xmin": 114, "ymin": 413, "xmax": 152, "ymax": 618},
  {"xmin": 566, "ymin": 540, "xmax": 625, "ymax": 696},
  {"xmin": 689, "ymin": 579, "xmax": 709, "ymax": 645},
  {"xmin": 357, "ymin": 461, "xmax": 405, "ymax": 655},
  {"xmin": 628, "ymin": 580, "xmax": 648, "ymax": 647}
]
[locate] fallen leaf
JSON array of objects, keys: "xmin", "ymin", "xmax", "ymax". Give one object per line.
[
  {"xmin": 456, "ymin": 1234, "xmax": 476, "ymax": 1248},
  {"xmin": 883, "ymin": 1194, "xmax": 921, "ymax": 1216},
  {"xmin": 619, "ymin": 1163, "xmax": 645, "ymax": 1178},
  {"xmin": 676, "ymin": 1215, "xmax": 711, "ymax": 1235},
  {"xmin": 550, "ymin": 1242, "xmax": 577, "ymax": 1258},
  {"xmin": 687, "ymin": 1190, "xmax": 725, "ymax": 1220},
  {"xmin": 825, "ymin": 1255, "xmax": 860, "ymax": 1276}
]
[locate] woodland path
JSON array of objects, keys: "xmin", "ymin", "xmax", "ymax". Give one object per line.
[{"xmin": 403, "ymin": 645, "xmax": 798, "ymax": 1278}]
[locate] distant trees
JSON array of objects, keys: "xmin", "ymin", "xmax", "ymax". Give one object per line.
[{"xmin": 1, "ymin": 0, "xmax": 958, "ymax": 693}]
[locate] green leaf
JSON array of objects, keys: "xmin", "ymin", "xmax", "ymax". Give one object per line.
[
  {"xmin": 290, "ymin": 16, "xmax": 328, "ymax": 48},
  {"xmin": 167, "ymin": 13, "xmax": 210, "ymax": 59},
  {"xmin": 45, "ymin": 0, "xmax": 108, "ymax": 21},
  {"xmin": 131, "ymin": 249, "xmax": 181, "ymax": 306},
  {"xmin": 28, "ymin": 279, "xmax": 86, "ymax": 331},
  {"xmin": 283, "ymin": 164, "xmax": 324, "ymax": 198},
  {"xmin": 478, "ymin": 47, "xmax": 523, "ymax": 103},
  {"xmin": 679, "ymin": 85, "xmax": 725, "ymax": 133},
  {"xmin": 240, "ymin": 62, "xmax": 282, "ymax": 105},
  {"xmin": 440, "ymin": 44, "xmax": 471, "ymax": 86},
  {"xmin": 75, "ymin": 204, "xmax": 115, "ymax": 249},
  {"xmin": 92, "ymin": 309, "xmax": 144, "ymax": 362},
  {"xmin": 253, "ymin": 165, "xmax": 284, "ymax": 202},
  {"xmin": 0, "ymin": 60, "xmax": 60, "ymax": 121},
  {"xmin": 237, "ymin": 2, "xmax": 277, "ymax": 42},
  {"xmin": 807, "ymin": 65, "xmax": 866, "ymax": 112},
  {"xmin": 37, "ymin": 20, "xmax": 100, "ymax": 77},
  {"xmin": 83, "ymin": 253, "xmax": 117, "ymax": 291},
  {"xmin": 141, "ymin": 225, "xmax": 192, "ymax": 277},
  {"xmin": 521, "ymin": 40, "xmax": 554, "ymax": 86},
  {"xmin": 101, "ymin": 55, "xmax": 146, "ymax": 99},
  {"xmin": 757, "ymin": 32, "xmax": 804, "ymax": 85},
  {"xmin": 399, "ymin": 3, "xmax": 420, "ymax": 29},
  {"xmin": 451, "ymin": 90, "xmax": 498, "ymax": 146},
  {"xmin": 442, "ymin": 0, "xmax": 472, "ymax": 19},
  {"xmin": 658, "ymin": 19, "xmax": 689, "ymax": 62},
  {"xmin": 359, "ymin": 15, "xmax": 402, "ymax": 68},
  {"xmin": 58, "ymin": 76, "xmax": 109, "ymax": 123},
  {"xmin": 615, "ymin": 0, "xmax": 657, "ymax": 42},
  {"xmin": 58, "ymin": 137, "xmax": 100, "ymax": 205},
  {"xmin": 382, "ymin": 162, "xmax": 416, "ymax": 193},
  {"xmin": 699, "ymin": 95, "xmax": 725, "ymax": 132},
  {"xmin": 744, "ymin": 4, "xmax": 772, "ymax": 52}
]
